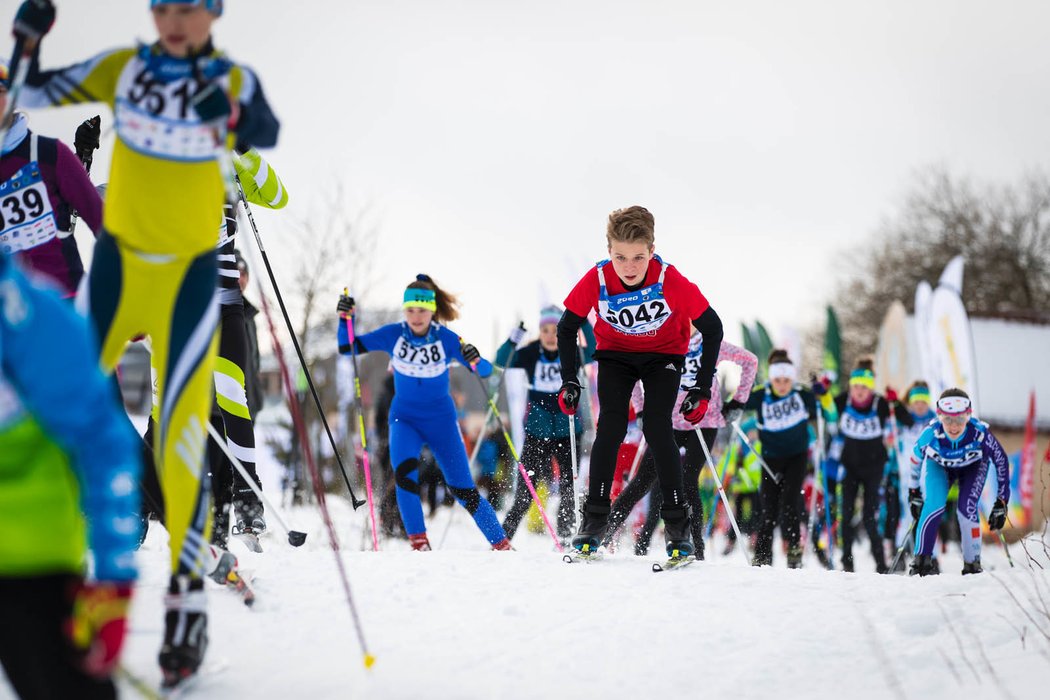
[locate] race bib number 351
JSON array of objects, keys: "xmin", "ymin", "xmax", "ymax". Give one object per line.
[{"xmin": 392, "ymin": 337, "xmax": 447, "ymax": 378}]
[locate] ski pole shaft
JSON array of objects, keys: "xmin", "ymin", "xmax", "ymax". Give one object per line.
[
  {"xmin": 238, "ymin": 181, "xmax": 365, "ymax": 509},
  {"xmin": 0, "ymin": 31, "xmax": 38, "ymax": 146},
  {"xmin": 697, "ymin": 428, "xmax": 751, "ymax": 566},
  {"xmin": 730, "ymin": 420, "xmax": 782, "ymax": 485},
  {"xmin": 626, "ymin": 436, "xmax": 647, "ymax": 482},
  {"xmin": 998, "ymin": 532, "xmax": 1015, "ymax": 568},
  {"xmin": 343, "ymin": 311, "xmax": 379, "ymax": 551},
  {"xmin": 467, "ymin": 364, "xmax": 562, "ymax": 551},
  {"xmin": 889, "ymin": 519, "xmax": 917, "ymax": 572},
  {"xmin": 204, "ymin": 416, "xmax": 307, "ymax": 547}
]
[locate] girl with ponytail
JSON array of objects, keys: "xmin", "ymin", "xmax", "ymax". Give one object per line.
[{"xmin": 336, "ymin": 275, "xmax": 511, "ymax": 551}]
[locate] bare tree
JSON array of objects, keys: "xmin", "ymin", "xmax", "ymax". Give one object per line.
[{"xmin": 828, "ymin": 167, "xmax": 1050, "ymax": 367}]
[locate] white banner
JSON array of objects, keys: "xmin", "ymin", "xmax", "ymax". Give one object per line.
[{"xmin": 926, "ymin": 285, "xmax": 979, "ymax": 414}]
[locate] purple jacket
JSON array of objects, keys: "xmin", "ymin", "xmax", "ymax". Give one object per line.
[{"xmin": 0, "ymin": 120, "xmax": 102, "ymax": 296}]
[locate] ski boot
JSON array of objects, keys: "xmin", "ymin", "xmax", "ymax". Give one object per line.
[
  {"xmin": 722, "ymin": 539, "xmax": 737, "ymax": 557},
  {"xmin": 930, "ymin": 558, "xmax": 941, "ymax": 575},
  {"xmin": 752, "ymin": 549, "xmax": 772, "ymax": 567},
  {"xmin": 491, "ymin": 538, "xmax": 513, "ymax": 551},
  {"xmin": 408, "ymin": 533, "xmax": 432, "ymax": 551},
  {"xmin": 961, "ymin": 557, "xmax": 983, "ymax": 575},
  {"xmin": 572, "ymin": 497, "xmax": 611, "ymax": 556},
  {"xmin": 815, "ymin": 545, "xmax": 830, "ymax": 570},
  {"xmin": 841, "ymin": 554, "xmax": 855, "ymax": 573},
  {"xmin": 159, "ymin": 575, "xmax": 208, "ymax": 690},
  {"xmin": 661, "ymin": 505, "xmax": 695, "ymax": 560},
  {"xmin": 210, "ymin": 503, "xmax": 230, "ymax": 549},
  {"xmin": 909, "ymin": 554, "xmax": 935, "ymax": 577},
  {"xmin": 787, "ymin": 545, "xmax": 803, "ymax": 569}
]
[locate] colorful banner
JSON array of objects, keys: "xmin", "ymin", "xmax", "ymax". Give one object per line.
[
  {"xmin": 1020, "ymin": 390, "xmax": 1036, "ymax": 528},
  {"xmin": 875, "ymin": 300, "xmax": 911, "ymax": 394}
]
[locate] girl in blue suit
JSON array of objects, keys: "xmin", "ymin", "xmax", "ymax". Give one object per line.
[{"xmin": 337, "ymin": 275, "xmax": 510, "ymax": 551}]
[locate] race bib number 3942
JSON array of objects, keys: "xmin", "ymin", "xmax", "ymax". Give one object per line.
[{"xmin": 391, "ymin": 337, "xmax": 447, "ymax": 378}]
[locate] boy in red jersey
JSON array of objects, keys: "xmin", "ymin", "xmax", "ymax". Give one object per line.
[{"xmin": 557, "ymin": 206, "xmax": 723, "ymax": 558}]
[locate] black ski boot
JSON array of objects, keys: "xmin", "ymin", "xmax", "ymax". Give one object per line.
[
  {"xmin": 815, "ymin": 545, "xmax": 830, "ymax": 569},
  {"xmin": 661, "ymin": 505, "xmax": 694, "ymax": 559},
  {"xmin": 787, "ymin": 545, "xmax": 803, "ymax": 569},
  {"xmin": 841, "ymin": 554, "xmax": 855, "ymax": 573},
  {"xmin": 961, "ymin": 557, "xmax": 983, "ymax": 575},
  {"xmin": 210, "ymin": 503, "xmax": 230, "ymax": 549},
  {"xmin": 909, "ymin": 554, "xmax": 935, "ymax": 577},
  {"xmin": 752, "ymin": 549, "xmax": 772, "ymax": 567},
  {"xmin": 572, "ymin": 497, "xmax": 611, "ymax": 555},
  {"xmin": 159, "ymin": 575, "xmax": 208, "ymax": 690}
]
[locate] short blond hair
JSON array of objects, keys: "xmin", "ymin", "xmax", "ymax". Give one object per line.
[{"xmin": 606, "ymin": 206, "xmax": 655, "ymax": 248}]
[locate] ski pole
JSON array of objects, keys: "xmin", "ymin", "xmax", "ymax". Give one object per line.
[
  {"xmin": 697, "ymin": 428, "xmax": 751, "ymax": 566},
  {"xmin": 0, "ymin": 2, "xmax": 52, "ymax": 146},
  {"xmin": 464, "ymin": 348, "xmax": 563, "ymax": 551},
  {"xmin": 67, "ymin": 115, "xmax": 101, "ymax": 238},
  {"xmin": 626, "ymin": 436, "xmax": 648, "ymax": 482},
  {"xmin": 999, "ymin": 532, "xmax": 1015, "ymax": 568},
  {"xmin": 730, "ymin": 420, "xmax": 782, "ymax": 484},
  {"xmin": 138, "ymin": 338, "xmax": 308, "ymax": 547},
  {"xmin": 817, "ymin": 409, "xmax": 835, "ymax": 570},
  {"xmin": 567, "ymin": 411, "xmax": 583, "ymax": 528},
  {"xmin": 253, "ymin": 307, "xmax": 375, "ymax": 668},
  {"xmin": 889, "ymin": 519, "xmax": 917, "ymax": 573},
  {"xmin": 237, "ymin": 180, "xmax": 365, "ymax": 509},
  {"xmin": 117, "ymin": 664, "xmax": 164, "ymax": 700},
  {"xmin": 204, "ymin": 416, "xmax": 308, "ymax": 547},
  {"xmin": 343, "ymin": 305, "xmax": 379, "ymax": 551}
]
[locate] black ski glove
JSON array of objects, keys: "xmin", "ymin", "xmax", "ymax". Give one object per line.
[
  {"xmin": 13, "ymin": 0, "xmax": 55, "ymax": 44},
  {"xmin": 908, "ymin": 488, "xmax": 923, "ymax": 520},
  {"xmin": 191, "ymin": 82, "xmax": 232, "ymax": 126},
  {"xmin": 73, "ymin": 115, "xmax": 101, "ymax": 167},
  {"xmin": 461, "ymin": 343, "xmax": 481, "ymax": 367},
  {"xmin": 337, "ymin": 294, "xmax": 355, "ymax": 317},
  {"xmin": 558, "ymin": 380, "xmax": 582, "ymax": 416},
  {"xmin": 988, "ymin": 498, "xmax": 1007, "ymax": 531},
  {"xmin": 721, "ymin": 398, "xmax": 746, "ymax": 419}
]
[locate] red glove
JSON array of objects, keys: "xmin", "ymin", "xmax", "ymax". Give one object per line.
[
  {"xmin": 680, "ymin": 387, "xmax": 710, "ymax": 424},
  {"xmin": 558, "ymin": 381, "xmax": 581, "ymax": 416},
  {"xmin": 885, "ymin": 387, "xmax": 898, "ymax": 403},
  {"xmin": 66, "ymin": 581, "xmax": 133, "ymax": 678}
]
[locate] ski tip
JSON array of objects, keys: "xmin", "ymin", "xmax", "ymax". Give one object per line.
[
  {"xmin": 363, "ymin": 653, "xmax": 377, "ymax": 669},
  {"xmin": 652, "ymin": 563, "xmax": 664, "ymax": 573},
  {"xmin": 562, "ymin": 554, "xmax": 574, "ymax": 564}
]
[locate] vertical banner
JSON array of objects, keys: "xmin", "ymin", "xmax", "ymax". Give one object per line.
[
  {"xmin": 875, "ymin": 300, "xmax": 911, "ymax": 393},
  {"xmin": 926, "ymin": 284, "xmax": 979, "ymax": 414},
  {"xmin": 824, "ymin": 306, "xmax": 842, "ymax": 393},
  {"xmin": 780, "ymin": 325, "xmax": 802, "ymax": 367},
  {"xmin": 1020, "ymin": 390, "xmax": 1036, "ymax": 528},
  {"xmin": 914, "ymin": 281, "xmax": 938, "ymax": 395}
]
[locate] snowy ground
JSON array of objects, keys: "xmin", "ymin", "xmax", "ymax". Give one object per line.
[{"xmin": 4, "ymin": 431, "xmax": 1050, "ymax": 700}]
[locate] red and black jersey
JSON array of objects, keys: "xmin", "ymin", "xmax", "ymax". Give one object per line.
[{"xmin": 563, "ymin": 255, "xmax": 708, "ymax": 356}]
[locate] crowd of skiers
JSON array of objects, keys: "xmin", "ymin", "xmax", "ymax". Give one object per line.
[{"xmin": 0, "ymin": 1, "xmax": 1015, "ymax": 699}]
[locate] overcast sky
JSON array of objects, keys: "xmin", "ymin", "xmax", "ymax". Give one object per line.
[{"xmin": 19, "ymin": 0, "xmax": 1050, "ymax": 355}]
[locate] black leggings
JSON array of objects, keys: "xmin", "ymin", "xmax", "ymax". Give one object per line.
[
  {"xmin": 755, "ymin": 452, "xmax": 808, "ymax": 556},
  {"xmin": 502, "ymin": 434, "xmax": 578, "ymax": 539},
  {"xmin": 606, "ymin": 428, "xmax": 716, "ymax": 548},
  {"xmin": 589, "ymin": 352, "xmax": 686, "ymax": 505},
  {"xmin": 0, "ymin": 575, "xmax": 116, "ymax": 700},
  {"xmin": 841, "ymin": 459, "xmax": 886, "ymax": 568}
]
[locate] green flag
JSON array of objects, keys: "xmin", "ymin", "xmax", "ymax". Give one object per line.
[
  {"xmin": 754, "ymin": 321, "xmax": 774, "ymax": 379},
  {"xmin": 741, "ymin": 323, "xmax": 757, "ymax": 356},
  {"xmin": 824, "ymin": 305, "xmax": 842, "ymax": 394}
]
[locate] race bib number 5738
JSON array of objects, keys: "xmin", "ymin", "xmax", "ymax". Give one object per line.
[{"xmin": 391, "ymin": 337, "xmax": 447, "ymax": 378}]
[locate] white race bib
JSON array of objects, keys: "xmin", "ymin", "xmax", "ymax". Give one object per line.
[
  {"xmin": 840, "ymin": 411, "xmax": 882, "ymax": 440},
  {"xmin": 533, "ymin": 359, "xmax": 562, "ymax": 393},
  {"xmin": 596, "ymin": 261, "xmax": 672, "ymax": 336},
  {"xmin": 0, "ymin": 163, "xmax": 58, "ymax": 254},
  {"xmin": 114, "ymin": 59, "xmax": 226, "ymax": 162},
  {"xmin": 391, "ymin": 336, "xmax": 447, "ymax": 379},
  {"xmin": 760, "ymin": 391, "xmax": 809, "ymax": 432}
]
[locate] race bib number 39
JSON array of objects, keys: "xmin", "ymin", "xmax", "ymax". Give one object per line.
[
  {"xmin": 0, "ymin": 165, "xmax": 58, "ymax": 254},
  {"xmin": 392, "ymin": 337, "xmax": 447, "ymax": 378}
]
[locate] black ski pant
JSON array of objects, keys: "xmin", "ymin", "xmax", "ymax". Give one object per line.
[
  {"xmin": 755, "ymin": 452, "xmax": 807, "ymax": 558},
  {"xmin": 0, "ymin": 575, "xmax": 116, "ymax": 700},
  {"xmin": 606, "ymin": 428, "xmax": 716, "ymax": 551},
  {"xmin": 884, "ymin": 481, "xmax": 901, "ymax": 546},
  {"xmin": 501, "ymin": 434, "xmax": 578, "ymax": 539},
  {"xmin": 841, "ymin": 458, "xmax": 887, "ymax": 570},
  {"xmin": 589, "ymin": 352, "xmax": 686, "ymax": 507}
]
